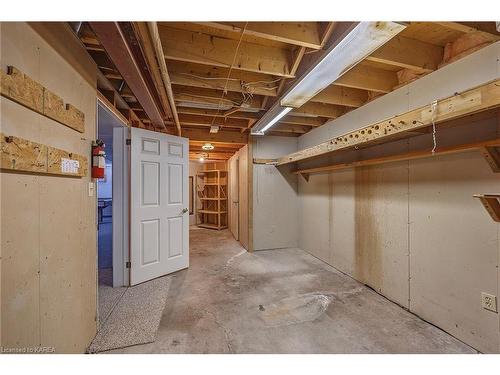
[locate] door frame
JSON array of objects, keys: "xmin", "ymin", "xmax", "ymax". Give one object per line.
[
  {"xmin": 112, "ymin": 125, "xmax": 130, "ymax": 287},
  {"xmin": 95, "ymin": 99, "xmax": 130, "ymax": 287}
]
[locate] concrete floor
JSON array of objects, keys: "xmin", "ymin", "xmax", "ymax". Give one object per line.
[{"xmin": 109, "ymin": 228, "xmax": 476, "ymax": 354}]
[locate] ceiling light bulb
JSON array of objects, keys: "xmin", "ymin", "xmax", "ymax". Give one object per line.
[
  {"xmin": 199, "ymin": 157, "xmax": 204, "ymax": 162},
  {"xmin": 202, "ymin": 143, "xmax": 214, "ymax": 150}
]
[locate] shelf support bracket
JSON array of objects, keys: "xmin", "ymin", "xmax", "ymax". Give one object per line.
[
  {"xmin": 480, "ymin": 146, "xmax": 500, "ymax": 172},
  {"xmin": 474, "ymin": 194, "xmax": 500, "ymax": 222}
]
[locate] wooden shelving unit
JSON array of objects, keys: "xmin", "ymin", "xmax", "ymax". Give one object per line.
[{"xmin": 196, "ymin": 169, "xmax": 228, "ymax": 230}]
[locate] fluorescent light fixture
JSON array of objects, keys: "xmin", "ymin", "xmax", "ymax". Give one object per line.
[
  {"xmin": 251, "ymin": 22, "xmax": 406, "ymax": 135},
  {"xmin": 281, "ymin": 22, "xmax": 406, "ymax": 108},
  {"xmin": 202, "ymin": 143, "xmax": 214, "ymax": 150},
  {"xmin": 251, "ymin": 106, "xmax": 293, "ymax": 135}
]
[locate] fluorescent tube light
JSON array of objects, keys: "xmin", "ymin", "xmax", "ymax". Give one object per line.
[
  {"xmin": 251, "ymin": 22, "xmax": 406, "ymax": 135},
  {"xmin": 252, "ymin": 106, "xmax": 293, "ymax": 135},
  {"xmin": 280, "ymin": 22, "xmax": 406, "ymax": 108}
]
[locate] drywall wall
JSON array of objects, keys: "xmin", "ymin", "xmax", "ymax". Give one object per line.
[
  {"xmin": 228, "ymin": 145, "xmax": 249, "ymax": 250},
  {"xmin": 189, "ymin": 161, "xmax": 203, "ymax": 226},
  {"xmin": 1, "ymin": 22, "xmax": 98, "ymax": 353},
  {"xmin": 252, "ymin": 136, "xmax": 299, "ymax": 251},
  {"xmin": 293, "ymin": 42, "xmax": 500, "ymax": 353}
]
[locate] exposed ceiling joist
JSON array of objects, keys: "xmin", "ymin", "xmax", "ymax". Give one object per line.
[
  {"xmin": 181, "ymin": 128, "xmax": 248, "ymax": 143},
  {"xmin": 158, "ymin": 25, "xmax": 295, "ymax": 78},
  {"xmin": 310, "ymin": 85, "xmax": 367, "ymax": 107},
  {"xmin": 365, "ymin": 35, "xmax": 444, "ymax": 73},
  {"xmin": 195, "ymin": 22, "xmax": 323, "ymax": 49},
  {"xmin": 334, "ymin": 63, "xmax": 398, "ymax": 93},
  {"xmin": 173, "ymin": 85, "xmax": 263, "ymax": 111},
  {"xmin": 90, "ymin": 22, "xmax": 167, "ymax": 130},
  {"xmin": 292, "ymin": 101, "xmax": 346, "ymax": 118},
  {"xmin": 168, "ymin": 61, "xmax": 278, "ymax": 97}
]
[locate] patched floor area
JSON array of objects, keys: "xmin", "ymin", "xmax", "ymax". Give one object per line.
[{"xmin": 108, "ymin": 228, "xmax": 476, "ymax": 354}]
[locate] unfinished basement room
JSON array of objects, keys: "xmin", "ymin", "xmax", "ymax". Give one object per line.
[{"xmin": 2, "ymin": 1, "xmax": 500, "ymax": 372}]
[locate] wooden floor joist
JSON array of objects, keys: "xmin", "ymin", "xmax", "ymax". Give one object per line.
[
  {"xmin": 276, "ymin": 79, "xmax": 500, "ymax": 166},
  {"xmin": 292, "ymin": 138, "xmax": 500, "ymax": 180}
]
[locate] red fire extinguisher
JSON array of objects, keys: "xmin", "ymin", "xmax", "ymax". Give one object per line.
[{"xmin": 92, "ymin": 140, "xmax": 106, "ymax": 179}]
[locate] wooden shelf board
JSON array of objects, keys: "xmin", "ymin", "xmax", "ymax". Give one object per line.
[
  {"xmin": 200, "ymin": 197, "xmax": 227, "ymax": 200},
  {"xmin": 197, "ymin": 223, "xmax": 228, "ymax": 230},
  {"xmin": 294, "ymin": 138, "xmax": 500, "ymax": 179},
  {"xmin": 198, "ymin": 210, "xmax": 227, "ymax": 214}
]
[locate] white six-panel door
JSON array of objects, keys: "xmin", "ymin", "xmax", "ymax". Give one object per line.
[{"xmin": 130, "ymin": 127, "xmax": 189, "ymax": 285}]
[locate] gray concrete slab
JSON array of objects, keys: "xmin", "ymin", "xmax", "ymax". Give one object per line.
[{"xmin": 107, "ymin": 228, "xmax": 476, "ymax": 354}]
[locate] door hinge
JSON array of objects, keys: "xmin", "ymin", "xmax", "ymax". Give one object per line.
[
  {"xmin": 126, "ymin": 261, "xmax": 131, "ymax": 269},
  {"xmin": 126, "ymin": 138, "xmax": 131, "ymax": 146}
]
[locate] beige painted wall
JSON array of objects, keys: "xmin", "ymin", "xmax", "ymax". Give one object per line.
[
  {"xmin": 293, "ymin": 42, "xmax": 500, "ymax": 353},
  {"xmin": 228, "ymin": 145, "xmax": 249, "ymax": 250},
  {"xmin": 252, "ymin": 136, "xmax": 299, "ymax": 251},
  {"xmin": 1, "ymin": 22, "xmax": 98, "ymax": 353}
]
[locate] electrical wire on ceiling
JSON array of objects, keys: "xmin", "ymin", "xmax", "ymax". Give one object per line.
[{"xmin": 210, "ymin": 22, "xmax": 249, "ymax": 128}]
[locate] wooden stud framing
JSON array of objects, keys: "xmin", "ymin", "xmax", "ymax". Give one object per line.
[
  {"xmin": 1, "ymin": 66, "xmax": 85, "ymax": 133},
  {"xmin": 276, "ymin": 79, "xmax": 500, "ymax": 165}
]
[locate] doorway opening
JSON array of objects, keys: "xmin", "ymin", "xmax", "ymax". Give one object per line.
[{"xmin": 96, "ymin": 101, "xmax": 127, "ymax": 296}]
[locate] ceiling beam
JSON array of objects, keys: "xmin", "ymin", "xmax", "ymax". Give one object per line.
[
  {"xmin": 147, "ymin": 22, "xmax": 181, "ymax": 135},
  {"xmin": 158, "ymin": 25, "xmax": 294, "ymax": 78},
  {"xmin": 365, "ymin": 35, "xmax": 444, "ymax": 73},
  {"xmin": 195, "ymin": 22, "xmax": 323, "ymax": 49},
  {"xmin": 90, "ymin": 22, "xmax": 166, "ymax": 129}
]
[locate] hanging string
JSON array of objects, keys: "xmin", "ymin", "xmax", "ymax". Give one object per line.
[{"xmin": 430, "ymin": 100, "xmax": 438, "ymax": 154}]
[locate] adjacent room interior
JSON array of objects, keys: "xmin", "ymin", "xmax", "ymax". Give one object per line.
[{"xmin": 1, "ymin": 20, "xmax": 500, "ymax": 355}]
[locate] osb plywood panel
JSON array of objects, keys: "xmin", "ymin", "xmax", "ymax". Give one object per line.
[
  {"xmin": 0, "ymin": 66, "xmax": 85, "ymax": 133},
  {"xmin": 43, "ymin": 90, "xmax": 85, "ymax": 133},
  {"xmin": 0, "ymin": 133, "xmax": 47, "ymax": 172},
  {"xmin": 409, "ymin": 151, "xmax": 500, "ymax": 353},
  {"xmin": 0, "ymin": 132, "xmax": 88, "ymax": 177},
  {"xmin": 0, "ymin": 66, "xmax": 44, "ymax": 113},
  {"xmin": 1, "ymin": 22, "xmax": 97, "ymax": 353}
]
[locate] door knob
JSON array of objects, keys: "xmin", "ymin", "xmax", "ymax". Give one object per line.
[{"xmin": 182, "ymin": 208, "xmax": 188, "ymax": 214}]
